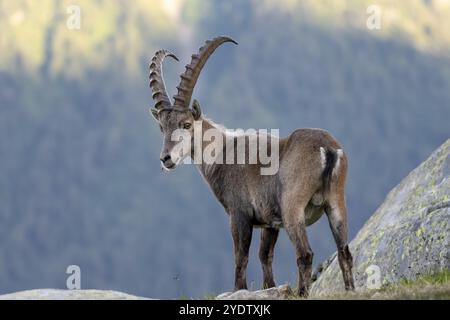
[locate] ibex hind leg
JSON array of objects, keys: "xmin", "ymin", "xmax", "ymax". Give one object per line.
[
  {"xmin": 281, "ymin": 193, "xmax": 314, "ymax": 297},
  {"xmin": 325, "ymin": 194, "xmax": 355, "ymax": 290}
]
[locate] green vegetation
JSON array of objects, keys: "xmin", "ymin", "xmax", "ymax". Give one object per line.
[
  {"xmin": 0, "ymin": 0, "xmax": 449, "ymax": 298},
  {"xmin": 397, "ymin": 269, "xmax": 450, "ymax": 287},
  {"xmin": 306, "ymin": 269, "xmax": 450, "ymax": 300}
]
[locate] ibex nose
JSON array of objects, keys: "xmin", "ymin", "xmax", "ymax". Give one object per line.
[{"xmin": 160, "ymin": 154, "xmax": 171, "ymax": 164}]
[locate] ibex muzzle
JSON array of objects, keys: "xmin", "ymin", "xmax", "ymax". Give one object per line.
[{"xmin": 148, "ymin": 36, "xmax": 355, "ymax": 296}]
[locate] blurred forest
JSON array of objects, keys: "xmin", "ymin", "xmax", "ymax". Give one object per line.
[{"xmin": 0, "ymin": 0, "xmax": 449, "ymax": 298}]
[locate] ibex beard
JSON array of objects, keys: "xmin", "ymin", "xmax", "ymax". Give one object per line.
[
  {"xmin": 149, "ymin": 36, "xmax": 355, "ymax": 297},
  {"xmin": 167, "ymin": 121, "xmax": 280, "ymax": 176}
]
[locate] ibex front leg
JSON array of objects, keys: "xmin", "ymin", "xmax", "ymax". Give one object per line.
[
  {"xmin": 259, "ymin": 228, "xmax": 279, "ymax": 288},
  {"xmin": 230, "ymin": 213, "xmax": 253, "ymax": 291}
]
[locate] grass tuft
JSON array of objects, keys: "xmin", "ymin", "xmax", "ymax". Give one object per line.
[{"xmin": 306, "ymin": 269, "xmax": 450, "ymax": 300}]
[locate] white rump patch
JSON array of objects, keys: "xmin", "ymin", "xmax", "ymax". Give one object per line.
[
  {"xmin": 333, "ymin": 149, "xmax": 344, "ymax": 176},
  {"xmin": 320, "ymin": 147, "xmax": 326, "ymax": 169}
]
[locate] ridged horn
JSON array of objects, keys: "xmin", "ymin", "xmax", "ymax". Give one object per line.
[
  {"xmin": 173, "ymin": 36, "xmax": 237, "ymax": 109},
  {"xmin": 149, "ymin": 50, "xmax": 179, "ymax": 109}
]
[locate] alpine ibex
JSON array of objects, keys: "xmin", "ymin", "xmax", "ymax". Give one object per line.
[{"xmin": 149, "ymin": 36, "xmax": 354, "ymax": 296}]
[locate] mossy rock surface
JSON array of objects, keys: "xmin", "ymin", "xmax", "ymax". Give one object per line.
[{"xmin": 311, "ymin": 139, "xmax": 450, "ymax": 296}]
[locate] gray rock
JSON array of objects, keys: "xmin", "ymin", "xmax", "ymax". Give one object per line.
[
  {"xmin": 311, "ymin": 139, "xmax": 450, "ymax": 296},
  {"xmin": 216, "ymin": 284, "xmax": 292, "ymax": 300},
  {"xmin": 0, "ymin": 289, "xmax": 150, "ymax": 300}
]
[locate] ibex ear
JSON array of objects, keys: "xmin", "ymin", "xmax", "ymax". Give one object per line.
[
  {"xmin": 150, "ymin": 108, "xmax": 159, "ymax": 121},
  {"xmin": 191, "ymin": 99, "xmax": 202, "ymax": 120}
]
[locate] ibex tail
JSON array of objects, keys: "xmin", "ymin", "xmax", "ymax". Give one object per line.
[{"xmin": 320, "ymin": 147, "xmax": 343, "ymax": 195}]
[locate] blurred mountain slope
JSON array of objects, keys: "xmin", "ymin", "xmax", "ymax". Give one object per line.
[{"xmin": 0, "ymin": 0, "xmax": 449, "ymax": 298}]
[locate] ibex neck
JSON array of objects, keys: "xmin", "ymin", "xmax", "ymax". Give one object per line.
[
  {"xmin": 201, "ymin": 117, "xmax": 226, "ymax": 132},
  {"xmin": 194, "ymin": 117, "xmax": 227, "ymax": 180}
]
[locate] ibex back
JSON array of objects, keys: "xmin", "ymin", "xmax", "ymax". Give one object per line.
[{"xmin": 149, "ymin": 36, "xmax": 355, "ymax": 296}]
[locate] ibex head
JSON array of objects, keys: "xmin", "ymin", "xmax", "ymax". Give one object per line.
[{"xmin": 149, "ymin": 36, "xmax": 237, "ymax": 170}]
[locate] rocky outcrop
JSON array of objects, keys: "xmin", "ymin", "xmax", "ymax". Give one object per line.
[
  {"xmin": 311, "ymin": 139, "xmax": 450, "ymax": 296},
  {"xmin": 0, "ymin": 289, "xmax": 149, "ymax": 300},
  {"xmin": 216, "ymin": 284, "xmax": 292, "ymax": 300}
]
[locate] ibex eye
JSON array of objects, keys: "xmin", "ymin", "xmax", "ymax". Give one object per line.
[{"xmin": 183, "ymin": 123, "xmax": 192, "ymax": 129}]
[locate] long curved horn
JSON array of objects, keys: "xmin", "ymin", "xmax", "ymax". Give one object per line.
[
  {"xmin": 173, "ymin": 36, "xmax": 237, "ymax": 109},
  {"xmin": 149, "ymin": 50, "xmax": 178, "ymax": 109}
]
